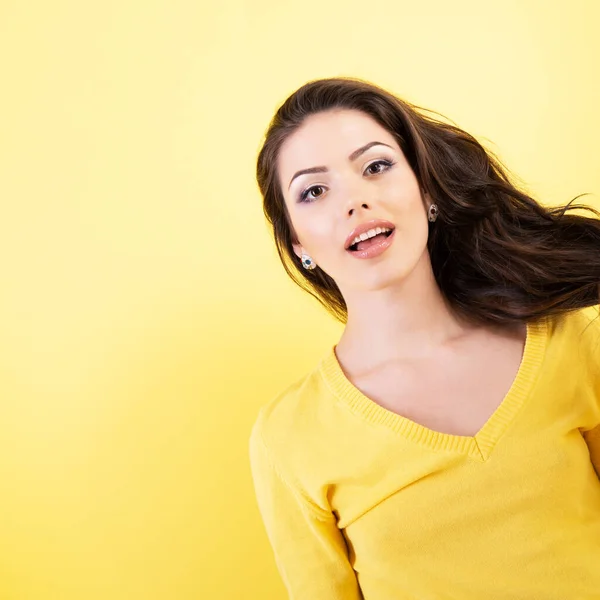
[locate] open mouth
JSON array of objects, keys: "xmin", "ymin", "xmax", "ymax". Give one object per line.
[{"xmin": 348, "ymin": 229, "xmax": 394, "ymax": 252}]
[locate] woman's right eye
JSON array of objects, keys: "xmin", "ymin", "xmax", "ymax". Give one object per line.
[{"xmin": 299, "ymin": 185, "xmax": 326, "ymax": 203}]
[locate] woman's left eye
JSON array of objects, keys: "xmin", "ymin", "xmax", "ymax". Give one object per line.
[{"xmin": 364, "ymin": 159, "xmax": 395, "ymax": 176}]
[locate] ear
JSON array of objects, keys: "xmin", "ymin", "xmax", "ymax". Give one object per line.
[
  {"xmin": 292, "ymin": 242, "xmax": 304, "ymax": 260},
  {"xmin": 421, "ymin": 189, "xmax": 434, "ymax": 214}
]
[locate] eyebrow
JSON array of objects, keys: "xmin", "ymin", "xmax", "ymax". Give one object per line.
[{"xmin": 287, "ymin": 141, "xmax": 394, "ymax": 190}]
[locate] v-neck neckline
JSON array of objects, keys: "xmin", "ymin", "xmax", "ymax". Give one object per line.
[{"xmin": 319, "ymin": 317, "xmax": 549, "ymax": 461}]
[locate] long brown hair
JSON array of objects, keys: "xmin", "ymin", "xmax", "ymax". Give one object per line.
[{"xmin": 256, "ymin": 76, "xmax": 600, "ymax": 327}]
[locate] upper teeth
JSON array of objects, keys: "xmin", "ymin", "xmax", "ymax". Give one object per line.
[{"xmin": 350, "ymin": 227, "xmax": 392, "ymax": 247}]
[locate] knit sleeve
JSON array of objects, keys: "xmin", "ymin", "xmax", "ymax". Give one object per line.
[{"xmin": 249, "ymin": 424, "xmax": 363, "ymax": 600}]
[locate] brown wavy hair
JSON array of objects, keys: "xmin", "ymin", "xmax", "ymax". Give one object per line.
[{"xmin": 256, "ymin": 76, "xmax": 600, "ymax": 327}]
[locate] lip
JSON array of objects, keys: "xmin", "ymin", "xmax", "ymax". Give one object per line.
[
  {"xmin": 347, "ymin": 227, "xmax": 396, "ymax": 259},
  {"xmin": 344, "ymin": 219, "xmax": 396, "ymax": 250}
]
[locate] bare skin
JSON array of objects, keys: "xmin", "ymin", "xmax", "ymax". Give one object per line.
[
  {"xmin": 277, "ymin": 108, "xmax": 527, "ymax": 437},
  {"xmin": 335, "ymin": 320, "xmax": 527, "ymax": 437}
]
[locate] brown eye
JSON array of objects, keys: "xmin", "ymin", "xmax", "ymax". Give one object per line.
[
  {"xmin": 300, "ymin": 185, "xmax": 326, "ymax": 203},
  {"xmin": 365, "ymin": 159, "xmax": 394, "ymax": 176}
]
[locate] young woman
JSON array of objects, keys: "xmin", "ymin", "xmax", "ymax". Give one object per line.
[{"xmin": 249, "ymin": 77, "xmax": 600, "ymax": 599}]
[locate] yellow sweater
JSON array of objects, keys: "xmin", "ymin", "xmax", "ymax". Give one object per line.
[{"xmin": 249, "ymin": 308, "xmax": 600, "ymax": 599}]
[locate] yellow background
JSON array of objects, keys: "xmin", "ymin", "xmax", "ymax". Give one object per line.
[{"xmin": 0, "ymin": 1, "xmax": 598, "ymax": 598}]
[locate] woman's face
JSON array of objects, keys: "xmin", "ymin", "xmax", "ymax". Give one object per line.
[{"xmin": 277, "ymin": 109, "xmax": 432, "ymax": 294}]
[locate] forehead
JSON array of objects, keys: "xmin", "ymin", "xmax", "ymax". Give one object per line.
[{"xmin": 278, "ymin": 109, "xmax": 398, "ymax": 174}]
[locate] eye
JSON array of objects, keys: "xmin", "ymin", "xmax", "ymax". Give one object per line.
[
  {"xmin": 364, "ymin": 159, "xmax": 395, "ymax": 176},
  {"xmin": 299, "ymin": 185, "xmax": 327, "ymax": 203},
  {"xmin": 297, "ymin": 159, "xmax": 395, "ymax": 203}
]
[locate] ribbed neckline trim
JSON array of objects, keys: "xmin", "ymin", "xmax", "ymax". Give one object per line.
[{"xmin": 319, "ymin": 317, "xmax": 549, "ymax": 461}]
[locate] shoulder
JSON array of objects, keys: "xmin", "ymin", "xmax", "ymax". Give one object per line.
[
  {"xmin": 545, "ymin": 306, "xmax": 600, "ymax": 374},
  {"xmin": 248, "ymin": 355, "xmax": 342, "ymax": 506},
  {"xmin": 547, "ymin": 306, "xmax": 600, "ymax": 346},
  {"xmin": 249, "ymin": 356, "xmax": 333, "ymax": 466}
]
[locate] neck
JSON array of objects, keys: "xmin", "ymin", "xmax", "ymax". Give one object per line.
[{"xmin": 336, "ymin": 252, "xmax": 474, "ymax": 368}]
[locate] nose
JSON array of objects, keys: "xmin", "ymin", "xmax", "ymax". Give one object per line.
[
  {"xmin": 342, "ymin": 173, "xmax": 374, "ymax": 216},
  {"xmin": 346, "ymin": 191, "xmax": 372, "ymax": 216},
  {"xmin": 348, "ymin": 202, "xmax": 370, "ymax": 216}
]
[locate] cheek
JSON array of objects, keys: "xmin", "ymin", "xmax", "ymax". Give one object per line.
[
  {"xmin": 388, "ymin": 176, "xmax": 426, "ymax": 217},
  {"xmin": 293, "ymin": 212, "xmax": 334, "ymax": 249},
  {"xmin": 384, "ymin": 185, "xmax": 430, "ymax": 249}
]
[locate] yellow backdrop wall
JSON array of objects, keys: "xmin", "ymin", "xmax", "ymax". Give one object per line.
[{"xmin": 0, "ymin": 1, "xmax": 598, "ymax": 598}]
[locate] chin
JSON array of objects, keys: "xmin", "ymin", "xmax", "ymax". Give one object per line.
[
  {"xmin": 365, "ymin": 270, "xmax": 411, "ymax": 291},
  {"xmin": 345, "ymin": 263, "xmax": 413, "ymax": 293}
]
